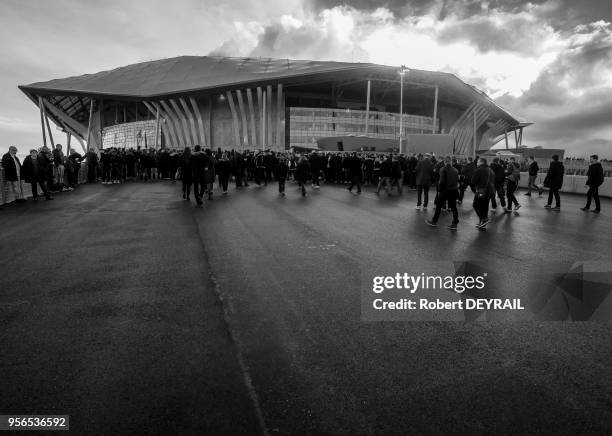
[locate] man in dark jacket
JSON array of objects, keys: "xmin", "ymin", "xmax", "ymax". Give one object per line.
[
  {"xmin": 544, "ymin": 154, "xmax": 564, "ymax": 210},
  {"xmin": 347, "ymin": 152, "xmax": 362, "ymax": 194},
  {"xmin": 21, "ymin": 149, "xmax": 53, "ymax": 200},
  {"xmin": 1, "ymin": 146, "xmax": 25, "ymax": 202},
  {"xmin": 309, "ymin": 152, "xmax": 322, "ymax": 188},
  {"xmin": 471, "ymin": 158, "xmax": 495, "ymax": 229},
  {"xmin": 415, "ymin": 154, "xmax": 434, "ymax": 209},
  {"xmin": 581, "ymin": 154, "xmax": 604, "ymax": 213},
  {"xmin": 86, "ymin": 147, "xmax": 98, "ymax": 183},
  {"xmin": 190, "ymin": 145, "xmax": 207, "ymax": 205},
  {"xmin": 377, "ymin": 155, "xmax": 393, "ymax": 196},
  {"xmin": 525, "ymin": 156, "xmax": 542, "ymax": 196},
  {"xmin": 275, "ymin": 155, "xmax": 289, "ymax": 196},
  {"xmin": 489, "ymin": 157, "xmax": 506, "ymax": 211},
  {"xmin": 295, "ymin": 155, "xmax": 310, "ymax": 197},
  {"xmin": 254, "ymin": 152, "xmax": 266, "ymax": 186},
  {"xmin": 216, "ymin": 152, "xmax": 232, "ymax": 195},
  {"xmin": 426, "ymin": 156, "xmax": 460, "ymax": 230},
  {"xmin": 459, "ymin": 156, "xmax": 476, "ymax": 202}
]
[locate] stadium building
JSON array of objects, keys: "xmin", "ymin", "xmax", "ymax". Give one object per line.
[{"xmin": 19, "ymin": 56, "xmax": 530, "ymax": 155}]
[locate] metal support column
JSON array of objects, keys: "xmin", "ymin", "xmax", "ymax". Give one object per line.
[
  {"xmin": 365, "ymin": 80, "xmax": 371, "ymax": 135},
  {"xmin": 432, "ymin": 86, "xmax": 438, "ymax": 134}
]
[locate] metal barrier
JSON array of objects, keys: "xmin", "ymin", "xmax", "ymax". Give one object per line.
[{"xmin": 1, "ymin": 164, "xmax": 89, "ymax": 205}]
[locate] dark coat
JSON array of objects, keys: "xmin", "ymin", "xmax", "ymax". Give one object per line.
[
  {"xmin": 295, "ymin": 159, "xmax": 310, "ymax": 183},
  {"xmin": 472, "ymin": 165, "xmax": 495, "ymax": 196},
  {"xmin": 1, "ymin": 152, "xmax": 21, "ymax": 181},
  {"xmin": 180, "ymin": 154, "xmax": 192, "ymax": 183},
  {"xmin": 544, "ymin": 160, "xmax": 564, "ymax": 190},
  {"xmin": 380, "ymin": 159, "xmax": 393, "ymax": 178},
  {"xmin": 275, "ymin": 161, "xmax": 289, "ymax": 180},
  {"xmin": 190, "ymin": 152, "xmax": 207, "ymax": 181},
  {"xmin": 438, "ymin": 164, "xmax": 459, "ymax": 192},
  {"xmin": 38, "ymin": 152, "xmax": 53, "ymax": 181},
  {"xmin": 348, "ymin": 155, "xmax": 362, "ymax": 178},
  {"xmin": 462, "ymin": 161, "xmax": 477, "ymax": 181},
  {"xmin": 586, "ymin": 162, "xmax": 604, "ymax": 187},
  {"xmin": 216, "ymin": 159, "xmax": 232, "ymax": 179},
  {"xmin": 490, "ymin": 162, "xmax": 506, "ymax": 186},
  {"xmin": 415, "ymin": 158, "xmax": 434, "ymax": 186},
  {"xmin": 22, "ymin": 155, "xmax": 46, "ymax": 183}
]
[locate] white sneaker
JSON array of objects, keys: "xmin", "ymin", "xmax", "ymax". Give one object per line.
[{"xmin": 415, "ymin": 206, "xmax": 422, "ymax": 210}]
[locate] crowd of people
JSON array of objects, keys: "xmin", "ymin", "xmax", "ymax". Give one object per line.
[{"xmin": 1, "ymin": 145, "xmax": 606, "ymax": 230}]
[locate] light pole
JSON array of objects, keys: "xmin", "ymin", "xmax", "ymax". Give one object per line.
[{"xmin": 398, "ymin": 65, "xmax": 409, "ymax": 153}]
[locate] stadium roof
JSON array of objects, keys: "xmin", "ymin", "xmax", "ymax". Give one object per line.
[
  {"xmin": 18, "ymin": 55, "xmax": 529, "ymax": 128},
  {"xmin": 20, "ymin": 56, "xmax": 379, "ymax": 98}
]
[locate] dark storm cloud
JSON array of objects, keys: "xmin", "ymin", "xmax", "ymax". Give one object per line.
[
  {"xmin": 306, "ymin": 0, "xmax": 612, "ymax": 29},
  {"xmin": 306, "ymin": 0, "xmax": 433, "ymax": 18},
  {"xmin": 437, "ymin": 16, "xmax": 547, "ymax": 54}
]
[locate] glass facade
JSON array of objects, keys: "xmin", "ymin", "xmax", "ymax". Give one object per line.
[
  {"xmin": 101, "ymin": 120, "xmax": 162, "ymax": 149},
  {"xmin": 288, "ymin": 107, "xmax": 438, "ymax": 149}
]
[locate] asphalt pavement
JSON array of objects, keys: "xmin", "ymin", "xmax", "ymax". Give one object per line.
[{"xmin": 1, "ymin": 180, "xmax": 611, "ymax": 435}]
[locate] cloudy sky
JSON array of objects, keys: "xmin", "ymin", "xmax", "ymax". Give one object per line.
[{"xmin": 1, "ymin": 0, "xmax": 611, "ymax": 157}]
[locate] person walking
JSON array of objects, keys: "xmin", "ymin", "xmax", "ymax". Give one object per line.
[
  {"xmin": 295, "ymin": 155, "xmax": 310, "ymax": 197},
  {"xmin": 180, "ymin": 147, "xmax": 192, "ymax": 200},
  {"xmin": 489, "ymin": 157, "xmax": 506, "ymax": 213},
  {"xmin": 581, "ymin": 154, "xmax": 604, "ymax": 213},
  {"xmin": 525, "ymin": 156, "xmax": 543, "ymax": 196},
  {"xmin": 217, "ymin": 152, "xmax": 232, "ymax": 195},
  {"xmin": 543, "ymin": 154, "xmax": 564, "ymax": 211},
  {"xmin": 504, "ymin": 158, "xmax": 521, "ymax": 212},
  {"xmin": 459, "ymin": 156, "xmax": 476, "ymax": 203},
  {"xmin": 415, "ymin": 153, "xmax": 434, "ymax": 210},
  {"xmin": 204, "ymin": 149, "xmax": 216, "ymax": 200},
  {"xmin": 376, "ymin": 155, "xmax": 393, "ymax": 196},
  {"xmin": 190, "ymin": 145, "xmax": 206, "ymax": 206},
  {"xmin": 347, "ymin": 152, "xmax": 363, "ymax": 194},
  {"xmin": 275, "ymin": 155, "xmax": 289, "ymax": 196},
  {"xmin": 426, "ymin": 156, "xmax": 460, "ymax": 230},
  {"xmin": 471, "ymin": 157, "xmax": 494, "ymax": 229}
]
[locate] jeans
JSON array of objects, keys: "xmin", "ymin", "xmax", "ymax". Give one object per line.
[
  {"xmin": 547, "ymin": 189, "xmax": 560, "ymax": 207},
  {"xmin": 182, "ymin": 180, "xmax": 191, "ymax": 198},
  {"xmin": 377, "ymin": 177, "xmax": 391, "ymax": 194},
  {"xmin": 417, "ymin": 184, "xmax": 430, "ymax": 207},
  {"xmin": 507, "ymin": 181, "xmax": 519, "ymax": 208},
  {"xmin": 31, "ymin": 180, "xmax": 51, "ymax": 199},
  {"xmin": 219, "ymin": 175, "xmax": 229, "ymax": 192},
  {"xmin": 527, "ymin": 175, "xmax": 538, "ymax": 194},
  {"xmin": 432, "ymin": 190, "xmax": 459, "ymax": 224},
  {"xmin": 473, "ymin": 195, "xmax": 490, "ymax": 221},
  {"xmin": 348, "ymin": 176, "xmax": 361, "ymax": 192},
  {"xmin": 586, "ymin": 186, "xmax": 600, "ymax": 210}
]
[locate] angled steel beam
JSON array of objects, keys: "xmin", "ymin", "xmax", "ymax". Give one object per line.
[
  {"xmin": 179, "ymin": 97, "xmax": 199, "ymax": 146},
  {"xmin": 235, "ymin": 89, "xmax": 249, "ymax": 149},
  {"xmin": 188, "ymin": 97, "xmax": 206, "ymax": 147}
]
